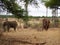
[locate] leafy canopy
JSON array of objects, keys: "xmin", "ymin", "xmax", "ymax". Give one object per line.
[
  {"xmin": 1, "ymin": 0, "xmax": 24, "ymax": 19},
  {"xmin": 44, "ymin": 0, "xmax": 60, "ymax": 8}
]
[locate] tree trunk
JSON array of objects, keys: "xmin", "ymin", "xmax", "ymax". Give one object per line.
[
  {"xmin": 24, "ymin": 1, "xmax": 29, "ymax": 28},
  {"xmin": 46, "ymin": 8, "xmax": 48, "ymax": 17},
  {"xmin": 52, "ymin": 8, "xmax": 58, "ymax": 27}
]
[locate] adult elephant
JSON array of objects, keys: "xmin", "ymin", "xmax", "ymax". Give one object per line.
[
  {"xmin": 3, "ymin": 21, "xmax": 18, "ymax": 32},
  {"xmin": 42, "ymin": 18, "xmax": 50, "ymax": 31}
]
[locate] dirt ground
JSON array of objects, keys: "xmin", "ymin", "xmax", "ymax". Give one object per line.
[{"xmin": 0, "ymin": 28, "xmax": 60, "ymax": 45}]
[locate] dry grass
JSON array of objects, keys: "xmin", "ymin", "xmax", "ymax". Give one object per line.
[{"xmin": 1, "ymin": 28, "xmax": 60, "ymax": 45}]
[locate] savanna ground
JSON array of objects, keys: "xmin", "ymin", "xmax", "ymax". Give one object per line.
[{"xmin": 0, "ymin": 18, "xmax": 60, "ymax": 45}]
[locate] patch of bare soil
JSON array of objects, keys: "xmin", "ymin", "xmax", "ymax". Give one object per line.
[{"xmin": 0, "ymin": 28, "xmax": 60, "ymax": 45}]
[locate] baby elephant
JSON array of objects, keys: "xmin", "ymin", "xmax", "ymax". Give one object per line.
[{"xmin": 3, "ymin": 21, "xmax": 18, "ymax": 32}]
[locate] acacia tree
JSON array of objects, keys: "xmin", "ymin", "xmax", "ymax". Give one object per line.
[
  {"xmin": 43, "ymin": 0, "xmax": 60, "ymax": 17},
  {"xmin": 41, "ymin": 0, "xmax": 49, "ymax": 17},
  {"xmin": 19, "ymin": 0, "xmax": 38, "ymax": 27},
  {"xmin": 42, "ymin": 0, "xmax": 60, "ymax": 27}
]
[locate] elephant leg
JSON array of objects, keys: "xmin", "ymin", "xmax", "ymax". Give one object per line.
[
  {"xmin": 14, "ymin": 27, "xmax": 16, "ymax": 31},
  {"xmin": 3, "ymin": 26, "xmax": 7, "ymax": 32},
  {"xmin": 45, "ymin": 26, "xmax": 48, "ymax": 31}
]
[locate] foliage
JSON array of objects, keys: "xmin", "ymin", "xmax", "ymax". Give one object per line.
[
  {"xmin": 1, "ymin": 0, "xmax": 24, "ymax": 19},
  {"xmin": 20, "ymin": 0, "xmax": 38, "ymax": 6},
  {"xmin": 0, "ymin": 15, "xmax": 15, "ymax": 18},
  {"xmin": 43, "ymin": 0, "xmax": 60, "ymax": 8},
  {"xmin": 14, "ymin": 9, "xmax": 25, "ymax": 19}
]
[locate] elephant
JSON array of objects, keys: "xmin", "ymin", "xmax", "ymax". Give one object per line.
[
  {"xmin": 3, "ymin": 21, "xmax": 18, "ymax": 32},
  {"xmin": 42, "ymin": 18, "xmax": 50, "ymax": 31}
]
